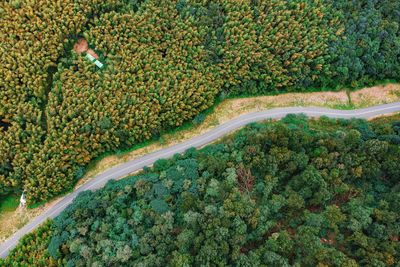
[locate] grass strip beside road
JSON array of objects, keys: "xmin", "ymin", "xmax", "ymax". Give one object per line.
[{"xmin": 0, "ymin": 195, "xmax": 19, "ymax": 213}]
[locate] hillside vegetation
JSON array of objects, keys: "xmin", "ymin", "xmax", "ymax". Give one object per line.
[
  {"xmin": 1, "ymin": 0, "xmax": 399, "ymax": 203},
  {"xmin": 2, "ymin": 115, "xmax": 400, "ymax": 266}
]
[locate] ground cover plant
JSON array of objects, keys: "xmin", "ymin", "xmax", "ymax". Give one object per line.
[
  {"xmin": 0, "ymin": 194, "xmax": 19, "ymax": 213},
  {"xmin": 2, "ymin": 115, "xmax": 400, "ymax": 266},
  {"xmin": 1, "ymin": 0, "xmax": 399, "ymax": 204}
]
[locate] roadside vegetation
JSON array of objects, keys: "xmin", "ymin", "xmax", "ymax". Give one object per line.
[
  {"xmin": 80, "ymin": 83, "xmax": 400, "ymax": 180},
  {"xmin": 1, "ymin": 0, "xmax": 399, "ymax": 205},
  {"xmin": 0, "ymin": 194, "xmax": 18, "ymax": 213},
  {"xmin": 1, "ymin": 83, "xmax": 399, "ymax": 243},
  {"xmin": 2, "ymin": 114, "xmax": 399, "ymax": 266}
]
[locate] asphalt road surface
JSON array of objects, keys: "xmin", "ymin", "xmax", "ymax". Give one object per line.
[{"xmin": 1, "ymin": 102, "xmax": 400, "ymax": 258}]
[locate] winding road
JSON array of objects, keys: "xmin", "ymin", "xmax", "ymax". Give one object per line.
[{"xmin": 1, "ymin": 102, "xmax": 400, "ymax": 258}]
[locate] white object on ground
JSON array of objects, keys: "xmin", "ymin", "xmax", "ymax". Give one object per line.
[
  {"xmin": 85, "ymin": 53, "xmax": 96, "ymax": 62},
  {"xmin": 85, "ymin": 54, "xmax": 103, "ymax": 68},
  {"xmin": 94, "ymin": 60, "xmax": 103, "ymax": 68},
  {"xmin": 19, "ymin": 193, "xmax": 26, "ymax": 207}
]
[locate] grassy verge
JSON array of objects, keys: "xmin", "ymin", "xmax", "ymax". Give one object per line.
[
  {"xmin": 0, "ymin": 195, "xmax": 19, "ymax": 213},
  {"xmin": 0, "ymin": 195, "xmax": 21, "ymax": 243},
  {"xmin": 1, "ymin": 83, "xmax": 399, "ymax": 242}
]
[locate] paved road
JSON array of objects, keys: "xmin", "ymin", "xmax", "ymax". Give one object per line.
[{"xmin": 1, "ymin": 102, "xmax": 400, "ymax": 258}]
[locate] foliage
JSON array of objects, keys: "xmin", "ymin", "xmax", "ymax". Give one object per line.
[
  {"xmin": 221, "ymin": 0, "xmax": 339, "ymax": 94},
  {"xmin": 0, "ymin": 220, "xmax": 60, "ymax": 267},
  {"xmin": 20, "ymin": 0, "xmax": 217, "ymax": 202},
  {"xmin": 0, "ymin": 0, "xmax": 399, "ymax": 204},
  {"xmin": 7, "ymin": 116, "xmax": 400, "ymax": 266},
  {"xmin": 0, "ymin": 194, "xmax": 19, "ymax": 213},
  {"xmin": 327, "ymin": 0, "xmax": 400, "ymax": 88},
  {"xmin": 0, "ymin": 0, "xmax": 124, "ymax": 199},
  {"xmin": 182, "ymin": 0, "xmax": 341, "ymax": 94},
  {"xmin": 0, "ymin": 0, "xmax": 217, "ymax": 202}
]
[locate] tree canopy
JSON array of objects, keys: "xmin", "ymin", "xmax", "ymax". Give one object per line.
[
  {"xmin": 3, "ymin": 115, "xmax": 399, "ymax": 266},
  {"xmin": 0, "ymin": 0, "xmax": 399, "ymax": 203}
]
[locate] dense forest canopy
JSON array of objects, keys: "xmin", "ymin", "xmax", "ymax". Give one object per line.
[
  {"xmin": 2, "ymin": 115, "xmax": 400, "ymax": 266},
  {"xmin": 0, "ymin": 0, "xmax": 399, "ymax": 203}
]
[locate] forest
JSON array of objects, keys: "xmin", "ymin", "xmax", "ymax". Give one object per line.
[
  {"xmin": 0, "ymin": 0, "xmax": 399, "ymax": 204},
  {"xmin": 2, "ymin": 115, "xmax": 400, "ymax": 266}
]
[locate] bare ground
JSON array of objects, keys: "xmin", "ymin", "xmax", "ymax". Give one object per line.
[
  {"xmin": 73, "ymin": 38, "xmax": 88, "ymax": 54},
  {"xmin": 73, "ymin": 38, "xmax": 99, "ymax": 59},
  {"xmin": 0, "ymin": 197, "xmax": 60, "ymax": 243},
  {"xmin": 350, "ymin": 83, "xmax": 400, "ymax": 107}
]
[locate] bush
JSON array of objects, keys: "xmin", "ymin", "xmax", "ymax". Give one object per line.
[{"xmin": 192, "ymin": 113, "xmax": 206, "ymax": 125}]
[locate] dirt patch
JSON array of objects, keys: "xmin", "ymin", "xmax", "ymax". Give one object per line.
[
  {"xmin": 73, "ymin": 38, "xmax": 88, "ymax": 54},
  {"xmin": 0, "ymin": 204, "xmax": 43, "ymax": 242},
  {"xmin": 73, "ymin": 38, "xmax": 99, "ymax": 59},
  {"xmin": 0, "ymin": 192, "xmax": 64, "ymax": 242},
  {"xmin": 218, "ymin": 91, "xmax": 350, "ymax": 124},
  {"xmin": 230, "ymin": 91, "xmax": 348, "ymax": 110},
  {"xmin": 350, "ymin": 83, "xmax": 400, "ymax": 107}
]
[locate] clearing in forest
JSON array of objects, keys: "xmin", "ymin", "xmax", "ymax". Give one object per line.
[{"xmin": 73, "ymin": 38, "xmax": 103, "ymax": 68}]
